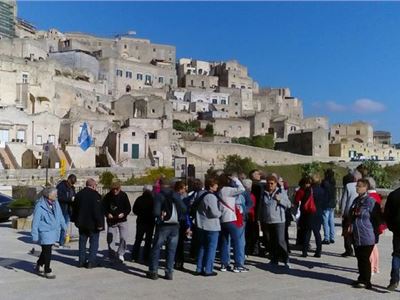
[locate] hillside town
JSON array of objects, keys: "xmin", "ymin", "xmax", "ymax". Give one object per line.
[{"xmin": 0, "ymin": 0, "xmax": 399, "ymax": 180}]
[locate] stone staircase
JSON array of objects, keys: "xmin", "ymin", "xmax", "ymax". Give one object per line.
[{"xmin": 0, "ymin": 147, "xmax": 19, "ymax": 169}]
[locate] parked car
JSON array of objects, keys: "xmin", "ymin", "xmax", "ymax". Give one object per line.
[{"xmin": 0, "ymin": 193, "xmax": 13, "ymax": 222}]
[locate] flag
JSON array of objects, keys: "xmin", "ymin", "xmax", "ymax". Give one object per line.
[{"xmin": 78, "ymin": 122, "xmax": 92, "ymax": 151}]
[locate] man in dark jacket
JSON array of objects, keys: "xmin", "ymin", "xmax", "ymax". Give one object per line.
[
  {"xmin": 384, "ymin": 187, "xmax": 400, "ymax": 291},
  {"xmin": 72, "ymin": 178, "xmax": 104, "ymax": 268},
  {"xmin": 131, "ymin": 185, "xmax": 154, "ymax": 263},
  {"xmin": 147, "ymin": 180, "xmax": 187, "ymax": 280},
  {"xmin": 57, "ymin": 174, "xmax": 76, "ymax": 247},
  {"xmin": 103, "ymin": 181, "xmax": 131, "ymax": 262}
]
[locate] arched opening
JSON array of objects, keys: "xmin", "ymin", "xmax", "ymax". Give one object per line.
[{"xmin": 126, "ymin": 85, "xmax": 131, "ymax": 93}]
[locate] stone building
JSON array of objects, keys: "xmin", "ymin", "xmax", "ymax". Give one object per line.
[
  {"xmin": 275, "ymin": 128, "xmax": 329, "ymax": 157},
  {"xmin": 330, "ymin": 121, "xmax": 373, "ymax": 144},
  {"xmin": 111, "ymin": 94, "xmax": 172, "ymax": 122},
  {"xmin": 99, "ymin": 57, "xmax": 177, "ymax": 98},
  {"xmin": 177, "ymin": 58, "xmax": 218, "ymax": 89},
  {"xmin": 59, "ymin": 33, "xmax": 176, "ymax": 65},
  {"xmin": 210, "ymin": 118, "xmax": 250, "ymax": 138},
  {"xmin": 329, "ymin": 140, "xmax": 400, "ymax": 161},
  {"xmin": 373, "ymin": 131, "xmax": 391, "ymax": 145}
]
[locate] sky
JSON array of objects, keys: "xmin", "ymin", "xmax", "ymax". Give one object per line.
[{"xmin": 17, "ymin": 1, "xmax": 400, "ymax": 142}]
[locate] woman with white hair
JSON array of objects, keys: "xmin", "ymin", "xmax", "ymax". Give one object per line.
[{"xmin": 31, "ymin": 187, "xmax": 66, "ymax": 279}]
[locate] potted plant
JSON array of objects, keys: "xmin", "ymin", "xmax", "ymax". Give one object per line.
[{"xmin": 8, "ymin": 198, "xmax": 35, "ymax": 218}]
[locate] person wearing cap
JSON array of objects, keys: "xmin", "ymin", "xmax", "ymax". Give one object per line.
[
  {"xmin": 131, "ymin": 185, "xmax": 155, "ymax": 263},
  {"xmin": 103, "ymin": 181, "xmax": 131, "ymax": 262}
]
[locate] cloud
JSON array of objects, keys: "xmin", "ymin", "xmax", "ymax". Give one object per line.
[
  {"xmin": 325, "ymin": 101, "xmax": 346, "ymax": 112},
  {"xmin": 352, "ymin": 98, "xmax": 386, "ymax": 113}
]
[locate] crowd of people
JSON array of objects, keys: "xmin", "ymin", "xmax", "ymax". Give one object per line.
[{"xmin": 30, "ymin": 168, "xmax": 400, "ymax": 292}]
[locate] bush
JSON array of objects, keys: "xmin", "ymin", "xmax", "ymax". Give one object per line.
[
  {"xmin": 124, "ymin": 167, "xmax": 175, "ymax": 185},
  {"xmin": 204, "ymin": 124, "xmax": 214, "ymax": 137},
  {"xmin": 99, "ymin": 171, "xmax": 118, "ymax": 189},
  {"xmin": 173, "ymin": 120, "xmax": 200, "ymax": 132},
  {"xmin": 232, "ymin": 134, "xmax": 274, "ymax": 149},
  {"xmin": 224, "ymin": 154, "xmax": 258, "ymax": 176},
  {"xmin": 8, "ymin": 198, "xmax": 34, "ymax": 208},
  {"xmin": 358, "ymin": 161, "xmax": 391, "ymax": 188},
  {"xmin": 300, "ymin": 162, "xmax": 323, "ymax": 178}
]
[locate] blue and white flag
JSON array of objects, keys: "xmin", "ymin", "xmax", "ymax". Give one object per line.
[{"xmin": 78, "ymin": 122, "xmax": 92, "ymax": 151}]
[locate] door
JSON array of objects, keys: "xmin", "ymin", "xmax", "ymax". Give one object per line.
[{"xmin": 131, "ymin": 144, "xmax": 139, "ymax": 159}]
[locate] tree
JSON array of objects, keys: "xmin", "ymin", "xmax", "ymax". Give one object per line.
[
  {"xmin": 224, "ymin": 154, "xmax": 258, "ymax": 175},
  {"xmin": 358, "ymin": 161, "xmax": 391, "ymax": 188},
  {"xmin": 204, "ymin": 123, "xmax": 214, "ymax": 137},
  {"xmin": 300, "ymin": 162, "xmax": 322, "ymax": 178},
  {"xmin": 99, "ymin": 171, "xmax": 118, "ymax": 189}
]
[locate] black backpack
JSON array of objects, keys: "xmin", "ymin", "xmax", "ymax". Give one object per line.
[
  {"xmin": 160, "ymin": 190, "xmax": 178, "ymax": 223},
  {"xmin": 189, "ymin": 191, "xmax": 211, "ymax": 219}
]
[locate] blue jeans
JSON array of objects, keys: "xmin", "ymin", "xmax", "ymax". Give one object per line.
[
  {"xmin": 78, "ymin": 230, "xmax": 99, "ymax": 265},
  {"xmin": 196, "ymin": 229, "xmax": 219, "ymax": 274},
  {"xmin": 390, "ymin": 234, "xmax": 400, "ymax": 284},
  {"xmin": 322, "ymin": 208, "xmax": 335, "ymax": 241},
  {"xmin": 220, "ymin": 222, "xmax": 245, "ymax": 268},
  {"xmin": 59, "ymin": 211, "xmax": 70, "ymax": 246},
  {"xmin": 149, "ymin": 225, "xmax": 179, "ymax": 274}
]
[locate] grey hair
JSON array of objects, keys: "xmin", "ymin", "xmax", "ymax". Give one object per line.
[
  {"xmin": 366, "ymin": 177, "xmax": 376, "ymax": 190},
  {"xmin": 43, "ymin": 187, "xmax": 57, "ymax": 198}
]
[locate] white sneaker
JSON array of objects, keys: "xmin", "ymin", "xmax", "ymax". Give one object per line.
[{"xmin": 118, "ymin": 255, "xmax": 125, "ymax": 262}]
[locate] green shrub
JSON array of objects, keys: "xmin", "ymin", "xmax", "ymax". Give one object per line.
[
  {"xmin": 232, "ymin": 134, "xmax": 274, "ymax": 149},
  {"xmin": 173, "ymin": 120, "xmax": 200, "ymax": 132},
  {"xmin": 99, "ymin": 171, "xmax": 118, "ymax": 189},
  {"xmin": 358, "ymin": 161, "xmax": 391, "ymax": 188},
  {"xmin": 124, "ymin": 167, "xmax": 174, "ymax": 185},
  {"xmin": 300, "ymin": 162, "xmax": 323, "ymax": 178},
  {"xmin": 8, "ymin": 198, "xmax": 34, "ymax": 208},
  {"xmin": 224, "ymin": 154, "xmax": 258, "ymax": 176}
]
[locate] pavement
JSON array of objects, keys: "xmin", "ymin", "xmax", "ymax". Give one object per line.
[{"xmin": 0, "ymin": 217, "xmax": 399, "ymax": 300}]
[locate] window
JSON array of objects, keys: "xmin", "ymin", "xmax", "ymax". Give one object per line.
[
  {"xmin": 123, "ymin": 143, "xmax": 128, "ymax": 152},
  {"xmin": 158, "ymin": 76, "xmax": 164, "ymax": 84},
  {"xmin": 145, "ymin": 75, "xmax": 152, "ymax": 86},
  {"xmin": 151, "ymin": 109, "xmax": 155, "ymax": 113},
  {"xmin": 198, "ymin": 69, "xmax": 203, "ymax": 75},
  {"xmin": 36, "ymin": 135, "xmax": 43, "ymax": 145},
  {"xmin": 124, "ymin": 44, "xmax": 127, "ymax": 49},
  {"xmin": 335, "ymin": 130, "xmax": 339, "ymax": 134},
  {"xmin": 137, "ymin": 73, "xmax": 143, "ymax": 80},
  {"xmin": 48, "ymin": 135, "xmax": 55, "ymax": 144},
  {"xmin": 170, "ymin": 78, "xmax": 173, "ymax": 85},
  {"xmin": 261, "ymin": 122, "xmax": 265, "ymax": 129},
  {"xmin": 131, "ymin": 132, "xmax": 136, "ymax": 137},
  {"xmin": 126, "ymin": 85, "xmax": 131, "ymax": 93},
  {"xmin": 126, "ymin": 71, "xmax": 132, "ymax": 78},
  {"xmin": 153, "ymin": 48, "xmax": 156, "ymax": 52},
  {"xmin": 190, "ymin": 80, "xmax": 194, "ymax": 86},
  {"xmin": 235, "ymin": 103, "xmax": 238, "ymax": 106},
  {"xmin": 221, "ymin": 99, "xmax": 227, "ymax": 105},
  {"xmin": 201, "ymin": 81, "xmax": 205, "ymax": 87},
  {"xmin": 212, "ymin": 99, "xmax": 218, "ymax": 104},
  {"xmin": 22, "ymin": 73, "xmax": 29, "ymax": 84},
  {"xmin": 116, "ymin": 69, "xmax": 123, "ymax": 77},
  {"xmin": 356, "ymin": 130, "xmax": 361, "ymax": 135},
  {"xmin": 17, "ymin": 130, "xmax": 25, "ymax": 142}
]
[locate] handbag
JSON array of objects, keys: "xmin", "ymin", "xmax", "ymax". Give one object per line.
[{"xmin": 303, "ymin": 190, "xmax": 317, "ymax": 214}]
